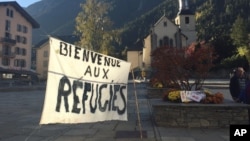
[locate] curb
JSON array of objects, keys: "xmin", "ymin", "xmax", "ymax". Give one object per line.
[{"xmin": 0, "ymin": 86, "xmax": 46, "ymax": 92}]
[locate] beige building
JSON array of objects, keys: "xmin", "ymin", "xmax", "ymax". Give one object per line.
[
  {"xmin": 0, "ymin": 1, "xmax": 39, "ymax": 79},
  {"xmin": 35, "ymin": 35, "xmax": 79, "ymax": 80},
  {"xmin": 127, "ymin": 0, "xmax": 196, "ymax": 71},
  {"xmin": 35, "ymin": 39, "xmax": 49, "ymax": 80},
  {"xmin": 126, "ymin": 40, "xmax": 143, "ymax": 69}
]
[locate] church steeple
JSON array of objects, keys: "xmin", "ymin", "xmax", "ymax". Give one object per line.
[
  {"xmin": 175, "ymin": 0, "xmax": 196, "ymax": 45},
  {"xmin": 177, "ymin": 0, "xmax": 193, "ymax": 15},
  {"xmin": 179, "ymin": 0, "xmax": 189, "ymax": 11}
]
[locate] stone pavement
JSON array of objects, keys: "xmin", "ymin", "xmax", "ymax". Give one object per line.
[{"xmin": 0, "ymin": 80, "xmax": 232, "ymax": 141}]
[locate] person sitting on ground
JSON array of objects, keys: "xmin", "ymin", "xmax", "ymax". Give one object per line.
[{"xmin": 229, "ymin": 67, "xmax": 249, "ymax": 103}]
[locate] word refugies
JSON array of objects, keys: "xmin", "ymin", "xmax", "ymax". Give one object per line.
[{"xmin": 55, "ymin": 76, "xmax": 127, "ymax": 115}]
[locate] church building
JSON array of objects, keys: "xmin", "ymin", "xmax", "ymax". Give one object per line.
[{"xmin": 127, "ymin": 0, "xmax": 196, "ymax": 72}]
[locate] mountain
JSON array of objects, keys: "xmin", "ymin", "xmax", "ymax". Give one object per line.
[
  {"xmin": 25, "ymin": 0, "xmax": 165, "ymax": 46},
  {"xmin": 25, "ymin": 0, "xmax": 83, "ymax": 45}
]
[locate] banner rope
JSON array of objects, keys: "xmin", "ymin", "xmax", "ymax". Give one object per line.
[{"xmin": 131, "ymin": 69, "xmax": 143, "ymax": 139}]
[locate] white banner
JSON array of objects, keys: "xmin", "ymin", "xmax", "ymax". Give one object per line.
[{"xmin": 39, "ymin": 37, "xmax": 131, "ymax": 124}]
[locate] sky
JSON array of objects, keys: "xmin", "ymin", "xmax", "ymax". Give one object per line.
[{"xmin": 0, "ymin": 0, "xmax": 41, "ymax": 7}]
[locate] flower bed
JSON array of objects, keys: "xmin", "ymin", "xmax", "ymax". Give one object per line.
[
  {"xmin": 147, "ymin": 87, "xmax": 250, "ymax": 128},
  {"xmin": 162, "ymin": 89, "xmax": 224, "ymax": 104}
]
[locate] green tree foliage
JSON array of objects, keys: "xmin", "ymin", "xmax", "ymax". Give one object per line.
[
  {"xmin": 74, "ymin": 0, "xmax": 120, "ymax": 55},
  {"xmin": 220, "ymin": 55, "xmax": 249, "ymax": 71},
  {"xmin": 230, "ymin": 15, "xmax": 248, "ymax": 47},
  {"xmin": 210, "ymin": 36, "xmax": 236, "ymax": 63},
  {"xmin": 229, "ymin": 15, "xmax": 250, "ymax": 66},
  {"xmin": 195, "ymin": 0, "xmax": 250, "ymax": 66},
  {"xmin": 196, "ymin": 0, "xmax": 250, "ymax": 42}
]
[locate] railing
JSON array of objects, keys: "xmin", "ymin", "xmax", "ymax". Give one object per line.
[
  {"xmin": 0, "ymin": 37, "xmax": 16, "ymax": 45},
  {"xmin": 0, "ymin": 51, "xmax": 16, "ymax": 58}
]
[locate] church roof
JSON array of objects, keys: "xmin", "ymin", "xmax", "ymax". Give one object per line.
[
  {"xmin": 177, "ymin": 0, "xmax": 194, "ymax": 15},
  {"xmin": 153, "ymin": 14, "xmax": 177, "ymax": 27},
  {"xmin": 177, "ymin": 9, "xmax": 194, "ymax": 15}
]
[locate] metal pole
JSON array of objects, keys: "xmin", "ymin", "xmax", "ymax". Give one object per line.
[{"xmin": 131, "ymin": 69, "xmax": 143, "ymax": 139}]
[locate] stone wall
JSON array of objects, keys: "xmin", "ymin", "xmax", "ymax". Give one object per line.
[
  {"xmin": 150, "ymin": 99, "xmax": 250, "ymax": 128},
  {"xmin": 147, "ymin": 87, "xmax": 168, "ymax": 99}
]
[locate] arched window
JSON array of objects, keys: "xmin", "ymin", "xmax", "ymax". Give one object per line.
[
  {"xmin": 170, "ymin": 39, "xmax": 174, "ymax": 47},
  {"xmin": 151, "ymin": 33, "xmax": 157, "ymax": 49},
  {"xmin": 159, "ymin": 39, "xmax": 163, "ymax": 47},
  {"xmin": 163, "ymin": 36, "xmax": 169, "ymax": 46}
]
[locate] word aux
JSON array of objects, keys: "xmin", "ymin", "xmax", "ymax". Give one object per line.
[
  {"xmin": 55, "ymin": 76, "xmax": 127, "ymax": 115},
  {"xmin": 84, "ymin": 65, "xmax": 109, "ymax": 79},
  {"xmin": 230, "ymin": 125, "xmax": 250, "ymax": 141}
]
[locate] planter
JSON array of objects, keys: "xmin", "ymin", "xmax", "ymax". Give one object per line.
[{"xmin": 150, "ymin": 99, "xmax": 250, "ymax": 128}]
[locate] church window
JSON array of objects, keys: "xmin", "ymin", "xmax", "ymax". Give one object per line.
[
  {"xmin": 163, "ymin": 21, "xmax": 167, "ymax": 27},
  {"xmin": 159, "ymin": 39, "xmax": 163, "ymax": 47},
  {"xmin": 185, "ymin": 17, "xmax": 189, "ymax": 24},
  {"xmin": 163, "ymin": 36, "xmax": 169, "ymax": 46},
  {"xmin": 152, "ymin": 34, "xmax": 158, "ymax": 49},
  {"xmin": 170, "ymin": 39, "xmax": 174, "ymax": 47}
]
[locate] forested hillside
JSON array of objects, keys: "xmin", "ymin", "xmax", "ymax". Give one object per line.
[
  {"xmin": 196, "ymin": 0, "xmax": 250, "ymax": 65},
  {"xmin": 26, "ymin": 0, "xmax": 164, "ymax": 45},
  {"xmin": 25, "ymin": 0, "xmax": 250, "ymax": 66}
]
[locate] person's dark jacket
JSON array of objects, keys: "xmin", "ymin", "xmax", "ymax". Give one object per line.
[
  {"xmin": 229, "ymin": 75, "xmax": 241, "ymax": 100},
  {"xmin": 230, "ymin": 72, "xmax": 249, "ymax": 102},
  {"xmin": 246, "ymin": 82, "xmax": 250, "ymax": 104}
]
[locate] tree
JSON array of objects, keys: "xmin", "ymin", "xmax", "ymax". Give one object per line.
[
  {"xmin": 74, "ymin": 0, "xmax": 120, "ymax": 55},
  {"xmin": 210, "ymin": 35, "xmax": 236, "ymax": 64},
  {"xmin": 230, "ymin": 15, "xmax": 250, "ymax": 66},
  {"xmin": 230, "ymin": 15, "xmax": 248, "ymax": 47},
  {"xmin": 150, "ymin": 42, "xmax": 217, "ymax": 90}
]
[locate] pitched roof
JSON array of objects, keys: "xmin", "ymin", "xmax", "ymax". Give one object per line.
[
  {"xmin": 153, "ymin": 14, "xmax": 177, "ymax": 27},
  {"xmin": 177, "ymin": 9, "xmax": 194, "ymax": 15},
  {"xmin": 0, "ymin": 1, "xmax": 40, "ymax": 28}
]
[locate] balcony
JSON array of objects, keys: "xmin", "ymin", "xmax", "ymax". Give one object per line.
[
  {"xmin": 0, "ymin": 51, "xmax": 16, "ymax": 58},
  {"xmin": 0, "ymin": 37, "xmax": 16, "ymax": 45}
]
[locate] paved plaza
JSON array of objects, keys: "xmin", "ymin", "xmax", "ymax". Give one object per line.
[{"xmin": 0, "ymin": 81, "xmax": 232, "ymax": 141}]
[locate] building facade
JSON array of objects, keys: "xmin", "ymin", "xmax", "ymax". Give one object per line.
[
  {"xmin": 35, "ymin": 39, "xmax": 49, "ymax": 80},
  {"xmin": 0, "ymin": 2, "xmax": 39, "ymax": 79}
]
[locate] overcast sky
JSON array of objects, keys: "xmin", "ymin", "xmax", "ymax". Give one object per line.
[{"xmin": 0, "ymin": 0, "xmax": 41, "ymax": 7}]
